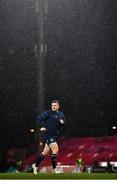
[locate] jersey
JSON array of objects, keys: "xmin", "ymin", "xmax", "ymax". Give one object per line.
[{"xmin": 37, "ymin": 110, "xmax": 65, "ymax": 141}]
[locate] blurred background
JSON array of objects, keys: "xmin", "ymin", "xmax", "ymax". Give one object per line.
[{"xmin": 0, "ymin": 0, "xmax": 117, "ymax": 171}]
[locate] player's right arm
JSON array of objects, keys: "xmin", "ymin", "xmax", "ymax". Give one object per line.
[{"xmin": 37, "ymin": 111, "xmax": 48, "ymax": 132}]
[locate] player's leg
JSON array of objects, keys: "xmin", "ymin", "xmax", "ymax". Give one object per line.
[
  {"xmin": 49, "ymin": 142, "xmax": 59, "ymax": 172},
  {"xmin": 42, "ymin": 143, "xmax": 51, "ymax": 156},
  {"xmin": 32, "ymin": 143, "xmax": 50, "ymax": 174},
  {"xmin": 36, "ymin": 143, "xmax": 50, "ymax": 166}
]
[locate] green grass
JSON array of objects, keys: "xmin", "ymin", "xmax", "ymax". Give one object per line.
[{"xmin": 0, "ymin": 173, "xmax": 117, "ymax": 179}]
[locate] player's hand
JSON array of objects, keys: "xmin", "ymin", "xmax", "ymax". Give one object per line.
[
  {"xmin": 40, "ymin": 127, "xmax": 47, "ymax": 132},
  {"xmin": 60, "ymin": 119, "xmax": 64, "ymax": 124}
]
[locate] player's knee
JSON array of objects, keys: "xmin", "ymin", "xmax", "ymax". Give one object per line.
[
  {"xmin": 52, "ymin": 147, "xmax": 59, "ymax": 154},
  {"xmin": 42, "ymin": 149, "xmax": 50, "ymax": 156},
  {"xmin": 52, "ymin": 150, "xmax": 58, "ymax": 154},
  {"xmin": 42, "ymin": 151, "xmax": 47, "ymax": 156}
]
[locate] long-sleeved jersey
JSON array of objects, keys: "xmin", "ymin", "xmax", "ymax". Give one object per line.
[{"xmin": 37, "ymin": 110, "xmax": 65, "ymax": 140}]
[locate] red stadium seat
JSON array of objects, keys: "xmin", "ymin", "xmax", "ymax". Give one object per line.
[{"xmin": 25, "ymin": 135, "xmax": 117, "ymax": 167}]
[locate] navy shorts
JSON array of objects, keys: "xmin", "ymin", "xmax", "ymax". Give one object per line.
[{"xmin": 44, "ymin": 136, "xmax": 57, "ymax": 146}]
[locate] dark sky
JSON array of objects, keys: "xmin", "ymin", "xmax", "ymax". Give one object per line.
[{"xmin": 0, "ymin": 0, "xmax": 117, "ymax": 149}]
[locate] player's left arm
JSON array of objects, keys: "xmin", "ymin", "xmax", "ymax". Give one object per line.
[
  {"xmin": 60, "ymin": 119, "xmax": 64, "ymax": 124},
  {"xmin": 59, "ymin": 112, "xmax": 66, "ymax": 125},
  {"xmin": 59, "ymin": 112, "xmax": 66, "ymax": 136}
]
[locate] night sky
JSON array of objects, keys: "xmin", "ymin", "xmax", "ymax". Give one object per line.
[{"xmin": 0, "ymin": 0, "xmax": 117, "ymax": 150}]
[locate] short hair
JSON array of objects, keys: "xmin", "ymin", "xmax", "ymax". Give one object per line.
[{"xmin": 51, "ymin": 100, "xmax": 60, "ymax": 105}]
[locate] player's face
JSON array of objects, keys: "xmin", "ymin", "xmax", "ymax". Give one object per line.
[{"xmin": 51, "ymin": 103, "xmax": 59, "ymax": 112}]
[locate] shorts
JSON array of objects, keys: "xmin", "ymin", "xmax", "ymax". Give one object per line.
[{"xmin": 44, "ymin": 135, "xmax": 57, "ymax": 146}]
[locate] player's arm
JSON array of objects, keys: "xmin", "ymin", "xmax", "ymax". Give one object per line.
[
  {"xmin": 60, "ymin": 119, "xmax": 64, "ymax": 124},
  {"xmin": 59, "ymin": 112, "xmax": 66, "ymax": 137},
  {"xmin": 37, "ymin": 111, "xmax": 48, "ymax": 132},
  {"xmin": 59, "ymin": 113, "xmax": 66, "ymax": 125}
]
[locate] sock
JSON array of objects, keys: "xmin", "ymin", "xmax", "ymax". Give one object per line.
[
  {"xmin": 35, "ymin": 153, "xmax": 45, "ymax": 167},
  {"xmin": 51, "ymin": 154, "xmax": 57, "ymax": 170}
]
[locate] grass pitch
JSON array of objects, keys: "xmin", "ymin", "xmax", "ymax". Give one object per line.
[{"xmin": 0, "ymin": 173, "xmax": 117, "ymax": 179}]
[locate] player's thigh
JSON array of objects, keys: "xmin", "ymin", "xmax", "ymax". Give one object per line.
[
  {"xmin": 42, "ymin": 143, "xmax": 51, "ymax": 156},
  {"xmin": 49, "ymin": 142, "xmax": 59, "ymax": 154}
]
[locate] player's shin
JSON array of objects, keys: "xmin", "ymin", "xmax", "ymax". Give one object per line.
[
  {"xmin": 35, "ymin": 153, "xmax": 45, "ymax": 167},
  {"xmin": 51, "ymin": 153, "xmax": 57, "ymax": 170}
]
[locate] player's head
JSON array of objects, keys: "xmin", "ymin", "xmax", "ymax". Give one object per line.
[{"xmin": 51, "ymin": 100, "xmax": 60, "ymax": 112}]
